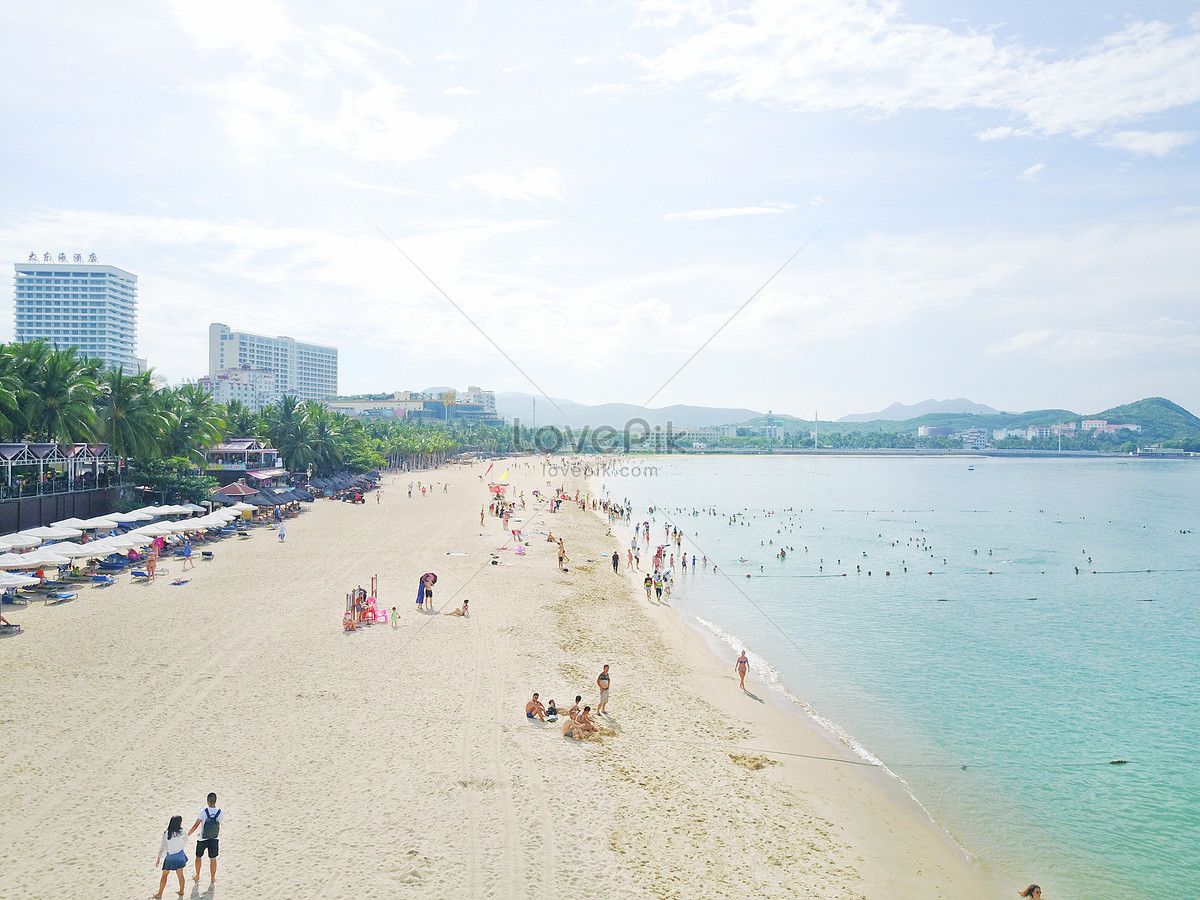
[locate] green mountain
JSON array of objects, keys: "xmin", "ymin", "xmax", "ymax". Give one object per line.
[
  {"xmin": 1093, "ymin": 397, "xmax": 1200, "ymax": 442},
  {"xmin": 749, "ymin": 398, "xmax": 1200, "ymax": 444}
]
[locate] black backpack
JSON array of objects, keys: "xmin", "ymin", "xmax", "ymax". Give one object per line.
[{"xmin": 201, "ymin": 808, "xmax": 221, "ymax": 840}]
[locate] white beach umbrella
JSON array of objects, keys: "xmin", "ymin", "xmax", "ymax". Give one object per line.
[
  {"xmin": 182, "ymin": 503, "xmax": 207, "ymax": 513},
  {"xmin": 106, "ymin": 532, "xmax": 149, "ymax": 549},
  {"xmin": 41, "ymin": 541, "xmax": 100, "ymax": 561},
  {"xmin": 0, "ymin": 570, "xmax": 40, "ymax": 587},
  {"xmin": 0, "ymin": 552, "xmax": 41, "ymax": 569},
  {"xmin": 19, "ymin": 549, "xmax": 72, "ymax": 566},
  {"xmin": 108, "ymin": 510, "xmax": 154, "ymax": 523},
  {"xmin": 19, "ymin": 525, "xmax": 84, "ymax": 541},
  {"xmin": 130, "ymin": 506, "xmax": 167, "ymax": 518},
  {"xmin": 230, "ymin": 502, "xmax": 256, "ymax": 512},
  {"xmin": 0, "ymin": 534, "xmax": 42, "ymax": 551},
  {"xmin": 78, "ymin": 516, "xmax": 121, "ymax": 530},
  {"xmin": 130, "ymin": 523, "xmax": 176, "ymax": 538},
  {"xmin": 51, "ymin": 517, "xmax": 90, "ymax": 528}
]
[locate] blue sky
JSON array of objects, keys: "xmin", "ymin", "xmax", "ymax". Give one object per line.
[{"xmin": 2, "ymin": 1, "xmax": 1198, "ymax": 418}]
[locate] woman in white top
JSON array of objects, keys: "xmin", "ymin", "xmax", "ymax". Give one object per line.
[{"xmin": 154, "ymin": 815, "xmax": 187, "ymax": 898}]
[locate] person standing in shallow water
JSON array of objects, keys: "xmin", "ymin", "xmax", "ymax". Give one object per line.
[{"xmin": 1018, "ymin": 886, "xmax": 1042, "ymax": 899}]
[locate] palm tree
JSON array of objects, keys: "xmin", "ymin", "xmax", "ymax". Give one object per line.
[
  {"xmin": 160, "ymin": 384, "xmax": 226, "ymax": 460},
  {"xmin": 0, "ymin": 345, "xmax": 22, "ymax": 440},
  {"xmin": 223, "ymin": 400, "xmax": 261, "ymax": 439},
  {"xmin": 96, "ymin": 368, "xmax": 166, "ymax": 459},
  {"xmin": 23, "ymin": 346, "xmax": 99, "ymax": 442}
]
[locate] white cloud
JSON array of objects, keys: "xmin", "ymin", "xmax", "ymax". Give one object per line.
[
  {"xmin": 168, "ymin": 6, "xmax": 458, "ymax": 167},
  {"xmin": 467, "ymin": 168, "xmax": 564, "ymax": 202},
  {"xmin": 1018, "ymin": 161, "xmax": 1045, "ymax": 181},
  {"xmin": 643, "ymin": 3, "xmax": 1200, "ymax": 146},
  {"xmin": 664, "ymin": 203, "xmax": 796, "ymax": 220},
  {"xmin": 1101, "ymin": 130, "xmax": 1196, "ymax": 157}
]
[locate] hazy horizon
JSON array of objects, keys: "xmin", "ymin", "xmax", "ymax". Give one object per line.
[{"xmin": 3, "ymin": 2, "xmax": 1198, "ymax": 420}]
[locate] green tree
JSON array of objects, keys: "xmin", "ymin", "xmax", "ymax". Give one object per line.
[{"xmin": 96, "ymin": 368, "xmax": 166, "ymax": 459}]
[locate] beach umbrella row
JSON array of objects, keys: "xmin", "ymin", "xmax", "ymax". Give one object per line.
[{"xmin": 0, "ymin": 508, "xmax": 248, "ymax": 569}]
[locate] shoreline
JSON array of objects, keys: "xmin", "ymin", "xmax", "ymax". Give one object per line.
[
  {"xmin": 1, "ymin": 460, "xmax": 995, "ymax": 898},
  {"xmin": 588, "ymin": 491, "xmax": 997, "ymax": 899}
]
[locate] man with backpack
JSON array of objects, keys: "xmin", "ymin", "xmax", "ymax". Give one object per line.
[{"xmin": 187, "ymin": 792, "xmax": 224, "ymax": 884}]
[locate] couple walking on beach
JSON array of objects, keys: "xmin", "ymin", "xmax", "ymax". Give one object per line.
[{"xmin": 153, "ymin": 793, "xmax": 224, "ymax": 897}]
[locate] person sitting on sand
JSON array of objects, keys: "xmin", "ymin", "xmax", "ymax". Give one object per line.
[
  {"xmin": 562, "ymin": 705, "xmax": 596, "ymax": 740},
  {"xmin": 444, "ymin": 599, "xmax": 469, "ymax": 617},
  {"xmin": 545, "ymin": 700, "xmax": 559, "ymax": 721},
  {"xmin": 525, "ymin": 693, "xmax": 546, "ymax": 722},
  {"xmin": 567, "ymin": 696, "xmax": 582, "ymax": 721}
]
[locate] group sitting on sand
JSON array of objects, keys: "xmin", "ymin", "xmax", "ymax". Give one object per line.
[{"xmin": 525, "ymin": 692, "xmax": 597, "ymax": 740}]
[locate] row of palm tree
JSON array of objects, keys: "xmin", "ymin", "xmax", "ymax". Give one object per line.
[
  {"xmin": 0, "ymin": 341, "xmax": 546, "ymax": 479},
  {"xmin": 0, "ymin": 341, "xmax": 225, "ymax": 458}
]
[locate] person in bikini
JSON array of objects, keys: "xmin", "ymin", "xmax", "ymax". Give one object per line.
[{"xmin": 735, "ymin": 649, "xmax": 750, "ymax": 690}]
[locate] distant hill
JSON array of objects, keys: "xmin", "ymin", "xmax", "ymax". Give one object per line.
[
  {"xmin": 1093, "ymin": 397, "xmax": 1200, "ymax": 442},
  {"xmin": 838, "ymin": 398, "xmax": 999, "ymax": 423},
  {"xmin": 495, "ymin": 392, "xmax": 761, "ymax": 428}
]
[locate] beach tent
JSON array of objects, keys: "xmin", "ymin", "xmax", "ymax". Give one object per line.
[{"xmin": 213, "ymin": 483, "xmax": 260, "ymax": 498}]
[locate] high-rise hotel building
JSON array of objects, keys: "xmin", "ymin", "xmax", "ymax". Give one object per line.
[
  {"xmin": 13, "ymin": 256, "xmax": 143, "ymax": 372},
  {"xmin": 207, "ymin": 323, "xmax": 338, "ymax": 407}
]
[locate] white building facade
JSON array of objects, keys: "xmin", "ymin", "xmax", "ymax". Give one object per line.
[
  {"xmin": 208, "ymin": 323, "xmax": 338, "ymax": 406},
  {"xmin": 13, "ymin": 256, "xmax": 143, "ymax": 372}
]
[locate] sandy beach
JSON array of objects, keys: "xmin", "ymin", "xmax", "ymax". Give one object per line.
[{"xmin": 0, "ymin": 460, "xmax": 994, "ymax": 899}]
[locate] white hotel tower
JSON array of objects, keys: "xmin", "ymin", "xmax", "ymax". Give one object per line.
[{"xmin": 13, "ymin": 255, "xmax": 143, "ymax": 372}]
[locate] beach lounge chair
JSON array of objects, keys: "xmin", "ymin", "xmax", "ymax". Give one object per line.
[
  {"xmin": 130, "ymin": 570, "xmax": 153, "ymax": 584},
  {"xmin": 91, "ymin": 574, "xmax": 115, "ymax": 587},
  {"xmin": 46, "ymin": 591, "xmax": 77, "ymax": 604}
]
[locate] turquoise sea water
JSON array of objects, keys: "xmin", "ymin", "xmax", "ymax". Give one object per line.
[{"xmin": 604, "ymin": 456, "xmax": 1200, "ymax": 900}]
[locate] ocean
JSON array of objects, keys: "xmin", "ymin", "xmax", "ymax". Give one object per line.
[{"xmin": 603, "ymin": 455, "xmax": 1200, "ymax": 900}]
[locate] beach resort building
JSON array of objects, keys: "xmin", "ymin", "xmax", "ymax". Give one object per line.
[
  {"xmin": 207, "ymin": 323, "xmax": 338, "ymax": 408},
  {"xmin": 324, "ymin": 387, "xmax": 503, "ymax": 424},
  {"xmin": 12, "ymin": 255, "xmax": 144, "ymax": 372}
]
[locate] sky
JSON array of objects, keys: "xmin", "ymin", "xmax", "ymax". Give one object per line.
[{"xmin": 2, "ymin": 0, "xmax": 1199, "ymax": 420}]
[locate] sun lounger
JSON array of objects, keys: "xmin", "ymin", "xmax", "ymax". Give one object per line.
[
  {"xmin": 130, "ymin": 570, "xmax": 153, "ymax": 583},
  {"xmin": 46, "ymin": 591, "xmax": 77, "ymax": 604},
  {"xmin": 0, "ymin": 621, "xmax": 22, "ymax": 635},
  {"xmin": 91, "ymin": 574, "xmax": 115, "ymax": 587}
]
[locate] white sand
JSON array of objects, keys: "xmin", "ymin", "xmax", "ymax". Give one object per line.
[{"xmin": 0, "ymin": 461, "xmax": 996, "ymax": 899}]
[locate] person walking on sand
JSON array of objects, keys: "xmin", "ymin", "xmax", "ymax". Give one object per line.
[
  {"xmin": 735, "ymin": 650, "xmax": 750, "ymax": 690},
  {"xmin": 154, "ymin": 815, "xmax": 188, "ymax": 898},
  {"xmin": 187, "ymin": 792, "xmax": 224, "ymax": 885},
  {"xmin": 278, "ymin": 523, "xmax": 286, "ymax": 542},
  {"xmin": 181, "ymin": 540, "xmax": 194, "ymax": 570},
  {"xmin": 611, "ymin": 551, "xmax": 620, "ymax": 574},
  {"xmin": 596, "ymin": 665, "xmax": 611, "ymax": 714}
]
